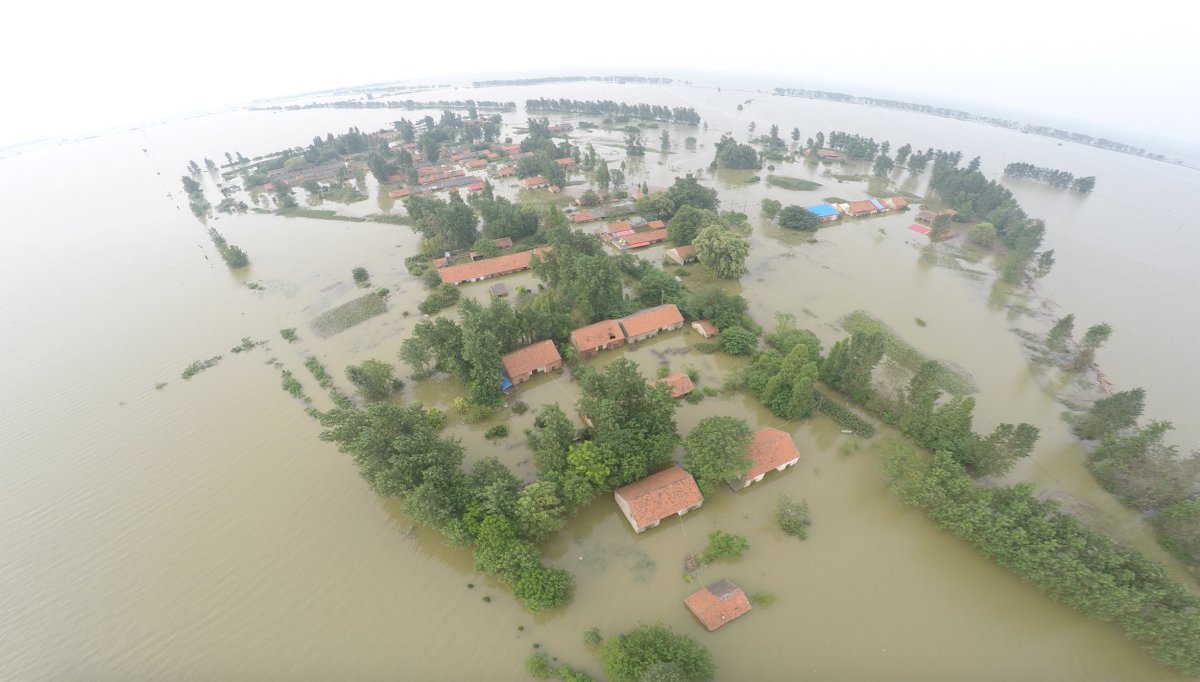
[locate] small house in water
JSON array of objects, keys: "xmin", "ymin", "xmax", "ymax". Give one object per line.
[
  {"xmin": 500, "ymin": 339, "xmax": 562, "ymax": 386},
  {"xmin": 729, "ymin": 427, "xmax": 801, "ymax": 491},
  {"xmin": 489, "ymin": 282, "xmax": 509, "ymax": 298},
  {"xmin": 665, "ymin": 245, "xmax": 697, "ymax": 265},
  {"xmin": 520, "ymin": 176, "xmax": 551, "ymax": 190},
  {"xmin": 692, "ymin": 320, "xmax": 718, "ymax": 338},
  {"xmin": 805, "ymin": 203, "xmax": 841, "ymax": 223},
  {"xmin": 684, "ymin": 579, "xmax": 752, "ymax": 631},
  {"xmin": 569, "ymin": 319, "xmax": 626, "ymax": 358},
  {"xmin": 614, "ymin": 465, "xmax": 704, "ymax": 533},
  {"xmin": 657, "ymin": 372, "xmax": 694, "ymax": 399},
  {"xmin": 620, "ymin": 304, "xmax": 685, "ymax": 343},
  {"xmin": 844, "ymin": 199, "xmax": 888, "ymax": 217}
]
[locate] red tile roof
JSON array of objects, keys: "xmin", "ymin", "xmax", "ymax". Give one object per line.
[
  {"xmin": 570, "ymin": 211, "xmax": 594, "ymax": 224},
  {"xmin": 615, "ymin": 466, "xmax": 703, "ymax": 529},
  {"xmin": 604, "ymin": 221, "xmax": 631, "ymax": 234},
  {"xmin": 685, "ymin": 579, "xmax": 752, "ymax": 631},
  {"xmin": 846, "ymin": 199, "xmax": 880, "ymax": 214},
  {"xmin": 439, "ymin": 247, "xmax": 550, "ymax": 284},
  {"xmin": 521, "ymin": 176, "xmax": 550, "ymax": 188},
  {"xmin": 501, "ymin": 340, "xmax": 562, "ymax": 380},
  {"xmin": 554, "ymin": 157, "xmax": 576, "ymax": 166},
  {"xmin": 647, "ymin": 220, "xmax": 666, "ymax": 229},
  {"xmin": 657, "ymin": 373, "xmax": 694, "ymax": 398},
  {"xmin": 742, "ymin": 428, "xmax": 801, "ymax": 482},
  {"xmin": 570, "ymin": 319, "xmax": 625, "ymax": 354},
  {"xmin": 621, "ymin": 228, "xmax": 667, "ymax": 247},
  {"xmin": 620, "ymin": 304, "xmax": 684, "ymax": 338},
  {"xmin": 888, "ymin": 197, "xmax": 909, "ymax": 209}
]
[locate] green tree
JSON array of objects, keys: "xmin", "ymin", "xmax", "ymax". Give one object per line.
[
  {"xmin": 577, "ymin": 359, "xmax": 679, "ymax": 487},
  {"xmin": 666, "ymin": 205, "xmax": 718, "ymax": 245},
  {"xmin": 1090, "ymin": 421, "xmax": 1199, "ymax": 511},
  {"xmin": 967, "ymin": 422, "xmax": 1040, "ymax": 477},
  {"xmin": 665, "ymin": 174, "xmax": 719, "ymax": 212},
  {"xmin": 659, "ymin": 130, "xmax": 671, "ymax": 152},
  {"xmin": 682, "ymin": 288, "xmax": 755, "ymax": 331},
  {"xmin": 791, "ymin": 127, "xmax": 801, "ymax": 143},
  {"xmin": 513, "ymin": 481, "xmax": 567, "ymax": 542},
  {"xmin": 718, "ymin": 326, "xmax": 757, "ymax": 355},
  {"xmin": 596, "ymin": 159, "xmax": 611, "ymax": 192},
  {"xmin": 1072, "ymin": 322, "xmax": 1113, "ymax": 369},
  {"xmin": 637, "ymin": 269, "xmax": 683, "ymax": 307},
  {"xmin": 693, "ymin": 225, "xmax": 749, "ymax": 279},
  {"xmin": 514, "ymin": 566, "xmax": 574, "ymax": 612},
  {"xmin": 683, "ymin": 417, "xmax": 753, "ymax": 494},
  {"xmin": 776, "ymin": 494, "xmax": 811, "ymax": 539},
  {"xmin": 899, "ymin": 361, "xmax": 943, "ymax": 439},
  {"xmin": 459, "ymin": 299, "xmax": 505, "ymax": 407},
  {"xmin": 820, "ymin": 331, "xmax": 885, "ymax": 403},
  {"xmin": 600, "ymin": 623, "xmax": 715, "ymax": 682},
  {"xmin": 1073, "ymin": 388, "xmax": 1145, "ymax": 440},
  {"xmin": 635, "ymin": 192, "xmax": 675, "ymax": 220},
  {"xmin": 778, "ymin": 205, "xmax": 819, "ymax": 231},
  {"xmin": 1047, "ymin": 314, "xmax": 1075, "ymax": 351},
  {"xmin": 760, "ymin": 198, "xmax": 782, "ymax": 219},
  {"xmin": 872, "ymin": 154, "xmax": 894, "ymax": 177},
  {"xmin": 567, "ymin": 254, "xmax": 625, "ymax": 323},
  {"xmin": 345, "ymin": 359, "xmax": 400, "ymax": 402},
  {"xmin": 1154, "ymin": 499, "xmax": 1200, "ymax": 565},
  {"xmin": 967, "ymin": 221, "xmax": 997, "ymax": 248}
]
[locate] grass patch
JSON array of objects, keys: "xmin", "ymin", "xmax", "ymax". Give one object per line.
[
  {"xmin": 321, "ymin": 186, "xmax": 368, "ymax": 204},
  {"xmin": 841, "ymin": 310, "xmax": 976, "ymax": 395},
  {"xmin": 181, "ymin": 356, "xmax": 222, "ymax": 380},
  {"xmin": 815, "ymin": 392, "xmax": 876, "ymax": 437},
  {"xmin": 750, "ymin": 591, "xmax": 777, "ymax": 606},
  {"xmin": 311, "ymin": 292, "xmax": 388, "ymax": 337},
  {"xmin": 484, "ymin": 424, "xmax": 509, "ymax": 439},
  {"xmin": 280, "ymin": 369, "xmax": 309, "ymax": 402},
  {"xmin": 366, "ymin": 213, "xmax": 410, "ymax": 225},
  {"xmin": 831, "ymin": 173, "xmax": 870, "ymax": 182},
  {"xmin": 276, "ymin": 207, "xmax": 366, "ymax": 222},
  {"xmin": 823, "ymin": 196, "xmax": 849, "ymax": 204},
  {"xmin": 280, "ymin": 328, "xmax": 299, "ymax": 343},
  {"xmin": 766, "ymin": 175, "xmax": 822, "ymax": 191}
]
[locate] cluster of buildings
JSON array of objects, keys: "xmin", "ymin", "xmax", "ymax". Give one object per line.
[
  {"xmin": 601, "ymin": 217, "xmax": 668, "ymax": 249},
  {"xmin": 384, "ymin": 140, "xmax": 548, "ymax": 199},
  {"xmin": 568, "ymin": 199, "xmax": 636, "ymax": 225},
  {"xmin": 797, "ymin": 196, "xmax": 909, "ymax": 222}
]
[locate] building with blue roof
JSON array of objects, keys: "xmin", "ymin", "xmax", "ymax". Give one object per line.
[{"xmin": 805, "ymin": 203, "xmax": 841, "ymax": 223}]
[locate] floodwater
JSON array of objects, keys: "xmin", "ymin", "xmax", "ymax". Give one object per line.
[{"xmin": 2, "ymin": 81, "xmax": 1197, "ymax": 680}]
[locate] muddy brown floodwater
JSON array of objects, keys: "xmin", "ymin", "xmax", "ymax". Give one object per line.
[{"xmin": 1, "ymin": 81, "xmax": 1197, "ymax": 680}]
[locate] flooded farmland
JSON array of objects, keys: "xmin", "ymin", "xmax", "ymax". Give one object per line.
[{"xmin": 1, "ymin": 80, "xmax": 1197, "ymax": 680}]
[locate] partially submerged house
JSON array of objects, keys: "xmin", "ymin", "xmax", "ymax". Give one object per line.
[
  {"xmin": 657, "ymin": 372, "xmax": 694, "ymax": 399},
  {"xmin": 619, "ymin": 304, "xmax": 685, "ymax": 343},
  {"xmin": 438, "ymin": 247, "xmax": 550, "ymax": 285},
  {"xmin": 684, "ymin": 579, "xmax": 753, "ymax": 631},
  {"xmin": 521, "ymin": 176, "xmax": 551, "ymax": 190},
  {"xmin": 501, "ymin": 339, "xmax": 562, "ymax": 386},
  {"xmin": 618, "ymin": 228, "xmax": 667, "ymax": 249},
  {"xmin": 665, "ymin": 245, "xmax": 697, "ymax": 265},
  {"xmin": 489, "ymin": 282, "xmax": 509, "ymax": 298},
  {"xmin": 805, "ymin": 203, "xmax": 841, "ymax": 223},
  {"xmin": 691, "ymin": 320, "xmax": 718, "ymax": 338},
  {"xmin": 885, "ymin": 196, "xmax": 909, "ymax": 211},
  {"xmin": 569, "ymin": 319, "xmax": 626, "ymax": 358},
  {"xmin": 613, "ymin": 466, "xmax": 704, "ymax": 533},
  {"xmin": 728, "ymin": 427, "xmax": 801, "ymax": 491},
  {"xmin": 843, "ymin": 198, "xmax": 888, "ymax": 217}
]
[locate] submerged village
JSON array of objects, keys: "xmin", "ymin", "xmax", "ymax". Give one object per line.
[{"xmin": 174, "ymin": 93, "xmax": 1200, "ymax": 680}]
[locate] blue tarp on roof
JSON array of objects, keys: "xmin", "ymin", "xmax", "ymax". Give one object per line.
[
  {"xmin": 870, "ymin": 198, "xmax": 885, "ymax": 211},
  {"xmin": 500, "ymin": 373, "xmax": 513, "ymax": 391},
  {"xmin": 805, "ymin": 203, "xmax": 839, "ymax": 217}
]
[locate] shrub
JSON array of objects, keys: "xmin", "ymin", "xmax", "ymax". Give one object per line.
[
  {"xmin": 776, "ymin": 495, "xmax": 811, "ymax": 539},
  {"xmin": 419, "ymin": 283, "xmax": 461, "ymax": 314},
  {"xmin": 699, "ymin": 530, "xmax": 749, "ymax": 564},
  {"xmin": 352, "ymin": 266, "xmax": 370, "ymax": 285},
  {"xmin": 280, "ymin": 328, "xmax": 299, "ymax": 343},
  {"xmin": 484, "ymin": 424, "xmax": 509, "ymax": 439},
  {"xmin": 718, "ymin": 326, "xmax": 757, "ymax": 355},
  {"xmin": 583, "ymin": 627, "xmax": 603, "ymax": 647},
  {"xmin": 421, "ymin": 267, "xmax": 444, "ymax": 288},
  {"xmin": 512, "ymin": 401, "xmax": 530, "ymax": 415},
  {"xmin": 526, "ymin": 653, "xmax": 554, "ymax": 679}
]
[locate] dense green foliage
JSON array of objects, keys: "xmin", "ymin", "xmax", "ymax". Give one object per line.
[
  {"xmin": 681, "ymin": 288, "xmax": 758, "ymax": 332},
  {"xmin": 344, "ymin": 359, "xmax": 400, "ymax": 403},
  {"xmin": 665, "ymin": 175, "xmax": 719, "ymax": 214},
  {"xmin": 1004, "ymin": 162, "xmax": 1095, "ymax": 192},
  {"xmin": 599, "ymin": 624, "xmax": 715, "ymax": 682},
  {"xmin": 665, "ymin": 205, "xmax": 717, "ymax": 245},
  {"xmin": 717, "ymin": 326, "xmax": 757, "ymax": 355},
  {"xmin": 760, "ymin": 198, "xmax": 782, "ymax": 218},
  {"xmin": 525, "ymin": 98, "xmax": 700, "ymax": 124},
  {"xmin": 814, "ymin": 393, "xmax": 876, "ymax": 437},
  {"xmin": 744, "ymin": 317, "xmax": 823, "ymax": 420},
  {"xmin": 404, "ymin": 191, "xmax": 480, "ymax": 251},
  {"xmin": 882, "ymin": 444, "xmax": 1200, "ymax": 676},
  {"xmin": 1071, "ymin": 388, "xmax": 1145, "ymax": 440},
  {"xmin": 576, "ymin": 359, "xmax": 680, "ymax": 488},
  {"xmin": 711, "ymin": 135, "xmax": 760, "ymax": 169},
  {"xmin": 418, "ymin": 282, "xmax": 461, "ymax": 315},
  {"xmin": 777, "ymin": 204, "xmax": 819, "ymax": 231},
  {"xmin": 1088, "ymin": 421, "xmax": 1200, "ymax": 514},
  {"xmin": 683, "ymin": 416, "xmax": 752, "ymax": 494},
  {"xmin": 207, "ymin": 228, "xmax": 250, "ymax": 268},
  {"xmin": 692, "ymin": 225, "xmax": 749, "ymax": 279},
  {"xmin": 820, "ymin": 331, "xmax": 886, "ymax": 403}
]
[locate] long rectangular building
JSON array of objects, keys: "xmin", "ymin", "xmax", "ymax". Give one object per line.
[{"xmin": 438, "ymin": 247, "xmax": 550, "ymax": 285}]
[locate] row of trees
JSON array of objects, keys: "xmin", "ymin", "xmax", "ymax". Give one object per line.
[
  {"xmin": 1004, "ymin": 162, "xmax": 1096, "ymax": 192},
  {"xmin": 525, "ymin": 98, "xmax": 701, "ymax": 125}
]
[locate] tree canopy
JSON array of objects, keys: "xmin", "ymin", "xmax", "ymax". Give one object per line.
[
  {"xmin": 683, "ymin": 416, "xmax": 753, "ymax": 494},
  {"xmin": 600, "ymin": 623, "xmax": 715, "ymax": 682}
]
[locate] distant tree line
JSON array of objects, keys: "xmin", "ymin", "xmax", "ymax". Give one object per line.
[
  {"xmin": 1004, "ymin": 162, "xmax": 1096, "ymax": 192},
  {"xmin": 251, "ymin": 99, "xmax": 515, "ymax": 112},
  {"xmin": 526, "ymin": 98, "xmax": 700, "ymax": 125},
  {"xmin": 475, "ymin": 75, "xmax": 673, "ymax": 87}
]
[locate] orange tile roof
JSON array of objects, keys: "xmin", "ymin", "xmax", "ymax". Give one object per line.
[
  {"xmin": 846, "ymin": 199, "xmax": 879, "ymax": 214},
  {"xmin": 742, "ymin": 427, "xmax": 801, "ymax": 482},
  {"xmin": 438, "ymin": 247, "xmax": 550, "ymax": 284},
  {"xmin": 604, "ymin": 221, "xmax": 631, "ymax": 234},
  {"xmin": 615, "ymin": 466, "xmax": 703, "ymax": 529},
  {"xmin": 647, "ymin": 220, "xmax": 666, "ymax": 229},
  {"xmin": 554, "ymin": 157, "xmax": 576, "ymax": 166},
  {"xmin": 889, "ymin": 197, "xmax": 909, "ymax": 209},
  {"xmin": 685, "ymin": 579, "xmax": 752, "ymax": 631},
  {"xmin": 570, "ymin": 319, "xmax": 625, "ymax": 353},
  {"xmin": 621, "ymin": 228, "xmax": 667, "ymax": 246},
  {"xmin": 521, "ymin": 176, "xmax": 550, "ymax": 187},
  {"xmin": 692, "ymin": 319, "xmax": 718, "ymax": 337},
  {"xmin": 501, "ymin": 340, "xmax": 561, "ymax": 380},
  {"xmin": 620, "ymin": 304, "xmax": 684, "ymax": 338},
  {"xmin": 657, "ymin": 373, "xmax": 694, "ymax": 398}
]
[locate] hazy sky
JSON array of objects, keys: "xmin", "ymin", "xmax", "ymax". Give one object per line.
[{"xmin": 5, "ymin": 0, "xmax": 1197, "ymax": 150}]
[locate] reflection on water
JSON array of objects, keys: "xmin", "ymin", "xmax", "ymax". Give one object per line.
[{"xmin": 0, "ymin": 81, "xmax": 1195, "ymax": 680}]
